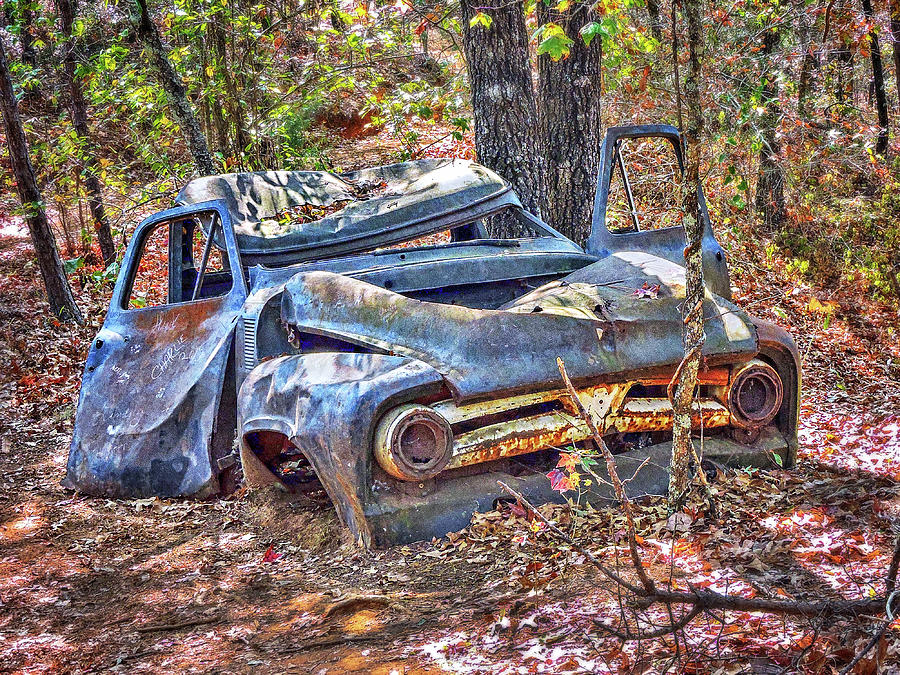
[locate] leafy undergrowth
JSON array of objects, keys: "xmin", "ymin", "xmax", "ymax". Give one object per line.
[{"xmin": 2, "ymin": 138, "xmax": 900, "ymax": 673}]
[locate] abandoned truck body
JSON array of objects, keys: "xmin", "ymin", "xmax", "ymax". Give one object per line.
[{"xmin": 66, "ymin": 125, "xmax": 800, "ymax": 547}]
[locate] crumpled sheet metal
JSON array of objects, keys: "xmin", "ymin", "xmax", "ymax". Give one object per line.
[
  {"xmin": 65, "ymin": 293, "xmax": 241, "ymax": 498},
  {"xmin": 236, "ymin": 352, "xmax": 693, "ymax": 547},
  {"xmin": 237, "ymin": 352, "xmax": 446, "ymax": 547},
  {"xmin": 279, "ymin": 252, "xmax": 758, "ymax": 404},
  {"xmin": 176, "ymin": 158, "xmax": 509, "ymax": 256}
]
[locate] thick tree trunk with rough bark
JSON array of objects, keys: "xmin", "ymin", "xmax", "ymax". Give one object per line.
[
  {"xmin": 57, "ymin": 0, "xmax": 116, "ymax": 267},
  {"xmin": 536, "ymin": 3, "xmax": 603, "ymax": 245},
  {"xmin": 755, "ymin": 27, "xmax": 786, "ymax": 230},
  {"xmin": 134, "ymin": 0, "xmax": 218, "ymax": 175},
  {"xmin": 459, "ymin": 0, "xmax": 545, "ymax": 232},
  {"xmin": 862, "ymin": 0, "xmax": 889, "ymax": 155},
  {"xmin": 668, "ymin": 0, "xmax": 705, "ymax": 510},
  {"xmin": 0, "ymin": 42, "xmax": 82, "ymax": 323}
]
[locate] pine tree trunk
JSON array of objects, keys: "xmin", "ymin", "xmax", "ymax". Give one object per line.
[
  {"xmin": 647, "ymin": 0, "xmax": 664, "ymax": 42},
  {"xmin": 459, "ymin": 0, "xmax": 545, "ymax": 233},
  {"xmin": 134, "ymin": 0, "xmax": 218, "ymax": 176},
  {"xmin": 0, "ymin": 42, "xmax": 82, "ymax": 323},
  {"xmin": 536, "ymin": 3, "xmax": 603, "ymax": 245},
  {"xmin": 57, "ymin": 0, "xmax": 116, "ymax": 267},
  {"xmin": 668, "ymin": 0, "xmax": 705, "ymax": 510},
  {"xmin": 862, "ymin": 0, "xmax": 890, "ymax": 155},
  {"xmin": 755, "ymin": 27, "xmax": 786, "ymax": 230}
]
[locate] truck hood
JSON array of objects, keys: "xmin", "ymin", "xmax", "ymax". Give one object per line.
[{"xmin": 280, "ymin": 251, "xmax": 758, "ymax": 403}]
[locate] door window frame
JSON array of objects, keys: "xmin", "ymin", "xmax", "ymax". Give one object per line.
[{"xmin": 112, "ymin": 200, "xmax": 247, "ymax": 314}]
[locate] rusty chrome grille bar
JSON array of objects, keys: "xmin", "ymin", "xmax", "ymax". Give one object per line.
[{"xmin": 447, "ymin": 398, "xmax": 730, "ymax": 470}]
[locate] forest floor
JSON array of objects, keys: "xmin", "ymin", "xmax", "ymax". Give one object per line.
[{"xmin": 2, "ymin": 133, "xmax": 900, "ymax": 674}]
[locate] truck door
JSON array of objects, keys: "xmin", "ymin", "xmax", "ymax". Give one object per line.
[
  {"xmin": 66, "ymin": 201, "xmax": 248, "ymax": 498},
  {"xmin": 585, "ymin": 124, "xmax": 732, "ymax": 299}
]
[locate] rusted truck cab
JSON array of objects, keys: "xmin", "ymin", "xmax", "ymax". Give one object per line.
[{"xmin": 66, "ymin": 125, "xmax": 800, "ymax": 547}]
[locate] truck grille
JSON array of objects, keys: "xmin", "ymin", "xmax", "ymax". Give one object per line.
[{"xmin": 242, "ymin": 315, "xmax": 258, "ymax": 368}]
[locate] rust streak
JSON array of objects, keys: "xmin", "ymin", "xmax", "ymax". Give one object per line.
[{"xmin": 448, "ymin": 399, "xmax": 730, "ymax": 469}]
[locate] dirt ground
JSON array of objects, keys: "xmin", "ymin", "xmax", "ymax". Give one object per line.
[{"xmin": 1, "ymin": 189, "xmax": 899, "ymax": 673}]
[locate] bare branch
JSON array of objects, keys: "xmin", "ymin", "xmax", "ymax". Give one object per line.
[
  {"xmin": 496, "ymin": 480, "xmax": 643, "ymax": 596},
  {"xmin": 557, "ymin": 357, "xmax": 657, "ymax": 595}
]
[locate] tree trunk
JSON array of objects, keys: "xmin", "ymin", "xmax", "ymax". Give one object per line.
[
  {"xmin": 210, "ymin": 16, "xmax": 249, "ymax": 169},
  {"xmin": 536, "ymin": 3, "xmax": 603, "ymax": 245},
  {"xmin": 797, "ymin": 1, "xmax": 818, "ymax": 117},
  {"xmin": 134, "ymin": 0, "xmax": 218, "ymax": 175},
  {"xmin": 459, "ymin": 0, "xmax": 545, "ymax": 232},
  {"xmin": 647, "ymin": 0, "xmax": 663, "ymax": 42},
  {"xmin": 755, "ymin": 27, "xmax": 786, "ymax": 230},
  {"xmin": 57, "ymin": 0, "xmax": 116, "ymax": 267},
  {"xmin": 862, "ymin": 0, "xmax": 890, "ymax": 155},
  {"xmin": 20, "ymin": 6, "xmax": 36, "ymax": 66},
  {"xmin": 668, "ymin": 0, "xmax": 705, "ymax": 510},
  {"xmin": 891, "ymin": 0, "xmax": 900, "ymax": 111},
  {"xmin": 8, "ymin": 2, "xmax": 41, "ymax": 100},
  {"xmin": 0, "ymin": 42, "xmax": 82, "ymax": 323}
]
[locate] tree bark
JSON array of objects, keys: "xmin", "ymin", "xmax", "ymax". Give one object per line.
[
  {"xmin": 0, "ymin": 41, "xmax": 82, "ymax": 323},
  {"xmin": 57, "ymin": 0, "xmax": 116, "ymax": 267},
  {"xmin": 797, "ymin": 1, "xmax": 818, "ymax": 117},
  {"xmin": 755, "ymin": 26, "xmax": 786, "ymax": 230},
  {"xmin": 891, "ymin": 0, "xmax": 900, "ymax": 111},
  {"xmin": 134, "ymin": 0, "xmax": 218, "ymax": 175},
  {"xmin": 459, "ymin": 0, "xmax": 545, "ymax": 232},
  {"xmin": 862, "ymin": 0, "xmax": 889, "ymax": 155},
  {"xmin": 668, "ymin": 0, "xmax": 705, "ymax": 509},
  {"xmin": 536, "ymin": 3, "xmax": 603, "ymax": 245},
  {"xmin": 647, "ymin": 0, "xmax": 664, "ymax": 42},
  {"xmin": 19, "ymin": 4, "xmax": 37, "ymax": 67},
  {"xmin": 210, "ymin": 16, "xmax": 250, "ymax": 168}
]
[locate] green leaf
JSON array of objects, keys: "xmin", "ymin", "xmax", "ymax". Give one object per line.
[
  {"xmin": 537, "ymin": 23, "xmax": 574, "ymax": 60},
  {"xmin": 580, "ymin": 21, "xmax": 605, "ymax": 47},
  {"xmin": 63, "ymin": 257, "xmax": 84, "ymax": 275},
  {"xmin": 469, "ymin": 11, "xmax": 493, "ymax": 29}
]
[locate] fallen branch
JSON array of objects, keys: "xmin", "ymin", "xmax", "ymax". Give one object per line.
[
  {"xmin": 557, "ymin": 358, "xmax": 656, "ymax": 595},
  {"xmin": 839, "ymin": 541, "xmax": 900, "ymax": 674},
  {"xmin": 497, "ymin": 480, "xmax": 643, "ymax": 596},
  {"xmin": 277, "ymin": 633, "xmax": 383, "ymax": 654},
  {"xmin": 593, "ymin": 604, "xmax": 703, "ymax": 640},
  {"xmin": 135, "ymin": 615, "xmax": 220, "ymax": 633},
  {"xmin": 501, "ymin": 480, "xmax": 886, "ymax": 616}
]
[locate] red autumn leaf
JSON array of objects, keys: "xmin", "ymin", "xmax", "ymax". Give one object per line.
[
  {"xmin": 262, "ymin": 545, "xmax": 282, "ymax": 563},
  {"xmin": 547, "ymin": 468, "xmax": 571, "ymax": 492}
]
